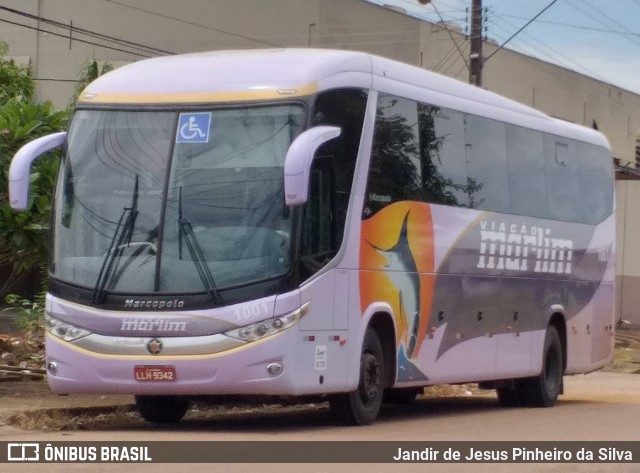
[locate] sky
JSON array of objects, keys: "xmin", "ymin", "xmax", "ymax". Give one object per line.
[{"xmin": 364, "ymin": 0, "xmax": 640, "ymax": 94}]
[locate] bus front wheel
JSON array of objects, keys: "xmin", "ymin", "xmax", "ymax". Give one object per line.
[
  {"xmin": 329, "ymin": 328, "xmax": 385, "ymax": 425},
  {"xmin": 383, "ymin": 387, "xmax": 422, "ymax": 404},
  {"xmin": 135, "ymin": 395, "xmax": 191, "ymax": 423}
]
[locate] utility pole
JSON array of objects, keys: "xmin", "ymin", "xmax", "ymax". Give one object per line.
[
  {"xmin": 418, "ymin": 0, "xmax": 482, "ymax": 86},
  {"xmin": 469, "ymin": 0, "xmax": 483, "ymax": 87}
]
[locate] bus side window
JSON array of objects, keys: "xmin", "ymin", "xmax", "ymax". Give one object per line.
[
  {"xmin": 579, "ymin": 143, "xmax": 613, "ymax": 224},
  {"xmin": 364, "ymin": 94, "xmax": 422, "ymax": 217},
  {"xmin": 420, "ymin": 105, "xmax": 469, "ymax": 207},
  {"xmin": 506, "ymin": 124, "xmax": 548, "ymax": 218},
  {"xmin": 300, "ymin": 157, "xmax": 336, "ymax": 279},
  {"xmin": 544, "ymin": 136, "xmax": 580, "ymax": 222},
  {"xmin": 464, "ymin": 114, "xmax": 510, "ymax": 212}
]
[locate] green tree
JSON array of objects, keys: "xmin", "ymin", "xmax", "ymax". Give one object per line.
[
  {"xmin": 0, "ymin": 42, "xmax": 34, "ymax": 103},
  {"xmin": 0, "ymin": 41, "xmax": 68, "ymax": 298},
  {"xmin": 69, "ymin": 58, "xmax": 113, "ymax": 109}
]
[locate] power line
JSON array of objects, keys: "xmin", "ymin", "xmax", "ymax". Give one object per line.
[
  {"xmin": 489, "ymin": 18, "xmax": 610, "ymax": 84},
  {"xmin": 441, "ymin": 52, "xmax": 467, "ymax": 76},
  {"xmin": 308, "ymin": 37, "xmax": 423, "ymax": 48},
  {"xmin": 400, "ymin": 0, "xmax": 468, "ymax": 24},
  {"xmin": 481, "ymin": 5, "xmax": 640, "ymax": 110},
  {"xmin": 484, "ymin": 0, "xmax": 559, "ymax": 63},
  {"xmin": 436, "ymin": 0, "xmax": 470, "ymax": 10},
  {"xmin": 394, "ymin": 0, "xmax": 465, "ymax": 16},
  {"xmin": 429, "ymin": 1, "xmax": 469, "ymax": 71},
  {"xmin": 0, "ymin": 5, "xmax": 173, "ymax": 56},
  {"xmin": 426, "ymin": 11, "xmax": 640, "ymax": 117},
  {"xmin": 579, "ymin": 0, "xmax": 640, "ymax": 39},
  {"xmin": 99, "ymin": 0, "xmax": 283, "ymax": 48},
  {"xmin": 495, "ymin": 13, "xmax": 640, "ymax": 38},
  {"xmin": 0, "ymin": 6, "xmax": 175, "ymax": 54},
  {"xmin": 432, "ymin": 43, "xmax": 460, "ymax": 72},
  {"xmin": 0, "ymin": 17, "xmax": 152, "ymax": 58},
  {"xmin": 564, "ymin": 0, "xmax": 640, "ymax": 50},
  {"xmin": 484, "ymin": 26, "xmax": 640, "ymax": 118}
]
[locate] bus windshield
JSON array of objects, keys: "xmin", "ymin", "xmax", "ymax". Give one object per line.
[{"xmin": 52, "ymin": 105, "xmax": 305, "ymax": 297}]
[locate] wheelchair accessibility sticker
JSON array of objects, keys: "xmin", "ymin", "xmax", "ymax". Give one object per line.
[{"xmin": 176, "ymin": 112, "xmax": 211, "ymax": 143}]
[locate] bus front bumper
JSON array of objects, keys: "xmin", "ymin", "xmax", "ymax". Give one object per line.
[{"xmin": 44, "ymin": 329, "xmax": 301, "ymax": 396}]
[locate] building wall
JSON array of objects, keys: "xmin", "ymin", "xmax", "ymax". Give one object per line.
[
  {"xmin": 315, "ymin": 0, "xmax": 420, "ymax": 65},
  {"xmin": 1, "ymin": 0, "xmax": 425, "ymax": 107},
  {"xmin": 615, "ymin": 180, "xmax": 640, "ymax": 324},
  {"xmin": 1, "ymin": 0, "xmax": 638, "ymax": 323},
  {"xmin": 1, "ymin": 0, "xmax": 325, "ymax": 106}
]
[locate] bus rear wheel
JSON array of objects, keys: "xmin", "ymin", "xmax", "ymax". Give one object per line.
[
  {"xmin": 520, "ymin": 326, "xmax": 563, "ymax": 407},
  {"xmin": 135, "ymin": 395, "xmax": 191, "ymax": 423},
  {"xmin": 383, "ymin": 387, "xmax": 422, "ymax": 404},
  {"xmin": 496, "ymin": 384, "xmax": 524, "ymax": 407},
  {"xmin": 329, "ymin": 328, "xmax": 384, "ymax": 425}
]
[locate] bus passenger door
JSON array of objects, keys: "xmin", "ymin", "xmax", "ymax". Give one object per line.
[{"xmin": 297, "ymin": 157, "xmax": 349, "ymax": 392}]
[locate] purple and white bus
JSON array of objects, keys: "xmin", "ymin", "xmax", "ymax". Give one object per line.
[{"xmin": 9, "ymin": 49, "xmax": 615, "ymax": 425}]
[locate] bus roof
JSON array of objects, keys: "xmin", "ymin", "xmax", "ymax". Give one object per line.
[
  {"xmin": 79, "ymin": 48, "xmax": 609, "ymax": 148},
  {"xmin": 79, "ymin": 48, "xmax": 368, "ymax": 105}
]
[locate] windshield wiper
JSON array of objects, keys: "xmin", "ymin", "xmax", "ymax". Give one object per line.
[
  {"xmin": 177, "ymin": 217, "xmax": 221, "ymax": 303},
  {"xmin": 176, "ymin": 186, "xmax": 221, "ymax": 303},
  {"xmin": 92, "ymin": 175, "xmax": 139, "ymax": 304}
]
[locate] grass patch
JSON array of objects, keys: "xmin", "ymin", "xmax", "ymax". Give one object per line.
[
  {"xmin": 1, "ymin": 405, "xmax": 137, "ymax": 431},
  {"xmin": 603, "ymin": 330, "xmax": 640, "ymax": 373}
]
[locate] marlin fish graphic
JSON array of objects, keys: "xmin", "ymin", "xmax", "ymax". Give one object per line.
[{"xmin": 365, "ymin": 211, "xmax": 428, "ymax": 382}]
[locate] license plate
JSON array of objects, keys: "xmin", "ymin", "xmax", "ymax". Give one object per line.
[{"xmin": 134, "ymin": 365, "xmax": 176, "ymax": 382}]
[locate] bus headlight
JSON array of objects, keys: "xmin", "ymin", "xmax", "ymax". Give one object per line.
[
  {"xmin": 45, "ymin": 313, "xmax": 92, "ymax": 342},
  {"xmin": 225, "ymin": 302, "xmax": 310, "ymax": 343}
]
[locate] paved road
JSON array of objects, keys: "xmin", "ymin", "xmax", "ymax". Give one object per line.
[{"xmin": 1, "ymin": 371, "xmax": 639, "ymax": 472}]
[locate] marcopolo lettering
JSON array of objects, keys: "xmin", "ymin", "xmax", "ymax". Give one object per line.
[
  {"xmin": 124, "ymin": 299, "xmax": 185, "ymax": 310},
  {"xmin": 369, "ymin": 193, "xmax": 392, "ymax": 203}
]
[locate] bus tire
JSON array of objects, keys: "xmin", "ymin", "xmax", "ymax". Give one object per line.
[
  {"xmin": 520, "ymin": 326, "xmax": 563, "ymax": 407},
  {"xmin": 383, "ymin": 387, "xmax": 422, "ymax": 404},
  {"xmin": 135, "ymin": 395, "xmax": 190, "ymax": 423},
  {"xmin": 329, "ymin": 328, "xmax": 384, "ymax": 425},
  {"xmin": 496, "ymin": 384, "xmax": 523, "ymax": 407}
]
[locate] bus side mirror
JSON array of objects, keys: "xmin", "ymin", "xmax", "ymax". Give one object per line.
[
  {"xmin": 9, "ymin": 131, "xmax": 67, "ymax": 210},
  {"xmin": 284, "ymin": 126, "xmax": 340, "ymax": 206}
]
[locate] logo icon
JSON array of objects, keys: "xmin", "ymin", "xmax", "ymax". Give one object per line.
[
  {"xmin": 146, "ymin": 338, "xmax": 163, "ymax": 355},
  {"xmin": 7, "ymin": 443, "xmax": 40, "ymax": 462},
  {"xmin": 176, "ymin": 112, "xmax": 211, "ymax": 143}
]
